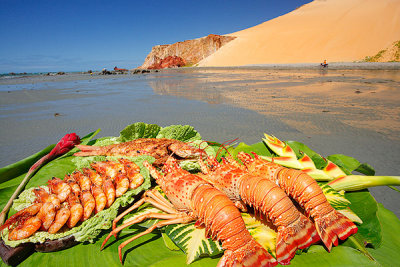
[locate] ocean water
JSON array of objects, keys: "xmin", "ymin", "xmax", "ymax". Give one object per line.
[{"xmin": 0, "ymin": 68, "xmax": 399, "ymax": 216}]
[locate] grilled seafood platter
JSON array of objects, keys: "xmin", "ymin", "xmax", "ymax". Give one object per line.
[{"xmin": 0, "ymin": 122, "xmax": 399, "ymax": 266}]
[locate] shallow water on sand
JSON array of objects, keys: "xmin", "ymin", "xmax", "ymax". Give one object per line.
[{"xmin": 0, "ymin": 68, "xmax": 399, "ymax": 216}]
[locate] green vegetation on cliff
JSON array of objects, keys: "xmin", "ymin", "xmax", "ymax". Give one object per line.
[{"xmin": 364, "ymin": 40, "xmax": 400, "ymax": 62}]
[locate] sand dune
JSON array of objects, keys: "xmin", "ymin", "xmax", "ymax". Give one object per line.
[{"xmin": 198, "ymin": 0, "xmax": 400, "ymax": 66}]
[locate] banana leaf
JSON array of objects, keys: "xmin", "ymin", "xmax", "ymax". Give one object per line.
[{"xmin": 1, "ymin": 124, "xmax": 400, "ymax": 266}]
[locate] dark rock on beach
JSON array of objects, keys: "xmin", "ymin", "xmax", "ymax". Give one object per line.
[{"xmin": 147, "ymin": 55, "xmax": 186, "ymax": 69}]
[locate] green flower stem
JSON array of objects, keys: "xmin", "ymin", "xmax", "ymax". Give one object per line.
[
  {"xmin": 328, "ymin": 175, "xmax": 400, "ymax": 191},
  {"xmin": 0, "ymin": 156, "xmax": 48, "ymax": 225}
]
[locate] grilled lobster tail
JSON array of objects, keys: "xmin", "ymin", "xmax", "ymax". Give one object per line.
[
  {"xmin": 239, "ymin": 176, "xmax": 319, "ymax": 265},
  {"xmin": 275, "ymin": 215, "xmax": 320, "ymax": 265},
  {"xmin": 192, "ymin": 184, "xmax": 277, "ymax": 267},
  {"xmin": 238, "ymin": 152, "xmax": 358, "ymax": 251},
  {"xmin": 275, "ymin": 168, "xmax": 358, "ymax": 251},
  {"xmin": 199, "ymin": 156, "xmax": 319, "ymax": 265},
  {"xmin": 217, "ymin": 239, "xmax": 276, "ymax": 267},
  {"xmin": 313, "ymin": 206, "xmax": 359, "ymax": 251}
]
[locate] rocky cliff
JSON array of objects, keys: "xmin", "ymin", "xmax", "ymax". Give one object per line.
[{"xmin": 139, "ymin": 34, "xmax": 236, "ymax": 69}]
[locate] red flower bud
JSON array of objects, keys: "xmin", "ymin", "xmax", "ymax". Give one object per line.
[
  {"xmin": 49, "ymin": 133, "xmax": 81, "ymax": 157},
  {"xmin": 29, "ymin": 133, "xmax": 81, "ymax": 173}
]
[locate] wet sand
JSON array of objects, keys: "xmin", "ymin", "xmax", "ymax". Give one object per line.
[{"xmin": 0, "ymin": 67, "xmax": 399, "ymax": 217}]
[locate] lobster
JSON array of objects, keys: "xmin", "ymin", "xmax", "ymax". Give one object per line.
[
  {"xmin": 198, "ymin": 156, "xmax": 319, "ymax": 265},
  {"xmin": 101, "ymin": 158, "xmax": 277, "ymax": 267},
  {"xmin": 237, "ymin": 152, "xmax": 358, "ymax": 251}
]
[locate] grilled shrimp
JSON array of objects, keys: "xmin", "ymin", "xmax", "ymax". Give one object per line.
[
  {"xmin": 91, "ymin": 160, "xmax": 123, "ymax": 180},
  {"xmin": 34, "ymin": 188, "xmax": 61, "ymax": 210},
  {"xmin": 66, "ymin": 193, "xmax": 83, "ymax": 228},
  {"xmin": 80, "ymin": 190, "xmax": 95, "ymax": 221},
  {"xmin": 65, "ymin": 174, "xmax": 81, "ymax": 195},
  {"xmin": 83, "ymin": 168, "xmax": 103, "ymax": 187},
  {"xmin": 48, "ymin": 177, "xmax": 71, "ymax": 202},
  {"xmin": 48, "ymin": 203, "xmax": 70, "ymax": 234},
  {"xmin": 91, "ymin": 185, "xmax": 107, "ymax": 213},
  {"xmin": 101, "ymin": 159, "xmax": 277, "ymax": 267},
  {"xmin": 0, "ymin": 203, "xmax": 42, "ymax": 232},
  {"xmin": 114, "ymin": 175, "xmax": 130, "ymax": 197},
  {"xmin": 118, "ymin": 158, "xmax": 144, "ymax": 189},
  {"xmin": 103, "ymin": 177, "xmax": 116, "ymax": 208},
  {"xmin": 238, "ymin": 152, "xmax": 358, "ymax": 251},
  {"xmin": 8, "ymin": 217, "xmax": 42, "ymax": 241},
  {"xmin": 37, "ymin": 202, "xmax": 56, "ymax": 230},
  {"xmin": 72, "ymin": 171, "xmax": 91, "ymax": 191},
  {"xmin": 199, "ymin": 156, "xmax": 319, "ymax": 265}
]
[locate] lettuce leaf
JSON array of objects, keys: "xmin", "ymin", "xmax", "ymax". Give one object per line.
[
  {"xmin": 118, "ymin": 122, "xmax": 201, "ymax": 143},
  {"xmin": 156, "ymin": 125, "xmax": 201, "ymax": 142},
  {"xmin": 119, "ymin": 122, "xmax": 161, "ymax": 142}
]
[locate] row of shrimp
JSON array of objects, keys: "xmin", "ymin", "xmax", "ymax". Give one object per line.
[
  {"xmin": 101, "ymin": 151, "xmax": 358, "ymax": 267},
  {"xmin": 0, "ymin": 158, "xmax": 144, "ymax": 241}
]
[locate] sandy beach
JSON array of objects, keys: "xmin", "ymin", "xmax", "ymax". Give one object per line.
[
  {"xmin": 0, "ymin": 66, "xmax": 399, "ymax": 218},
  {"xmin": 199, "ymin": 0, "xmax": 400, "ymax": 66}
]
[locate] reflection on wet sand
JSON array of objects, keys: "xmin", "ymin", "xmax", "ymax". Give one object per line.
[{"xmin": 148, "ymin": 69, "xmax": 400, "ymax": 139}]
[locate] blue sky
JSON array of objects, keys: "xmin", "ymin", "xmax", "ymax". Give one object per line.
[{"xmin": 0, "ymin": 0, "xmax": 312, "ymax": 73}]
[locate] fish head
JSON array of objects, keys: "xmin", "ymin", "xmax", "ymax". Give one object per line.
[{"xmin": 168, "ymin": 142, "xmax": 207, "ymax": 160}]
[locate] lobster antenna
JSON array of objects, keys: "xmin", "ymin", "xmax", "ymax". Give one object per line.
[
  {"xmin": 191, "ymin": 140, "xmax": 210, "ymax": 159},
  {"xmin": 214, "ymin": 137, "xmax": 239, "ymax": 159}
]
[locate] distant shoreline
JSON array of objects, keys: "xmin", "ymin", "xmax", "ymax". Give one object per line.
[
  {"xmin": 1, "ymin": 62, "xmax": 399, "ymax": 86},
  {"xmin": 195, "ymin": 62, "xmax": 400, "ymax": 70}
]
